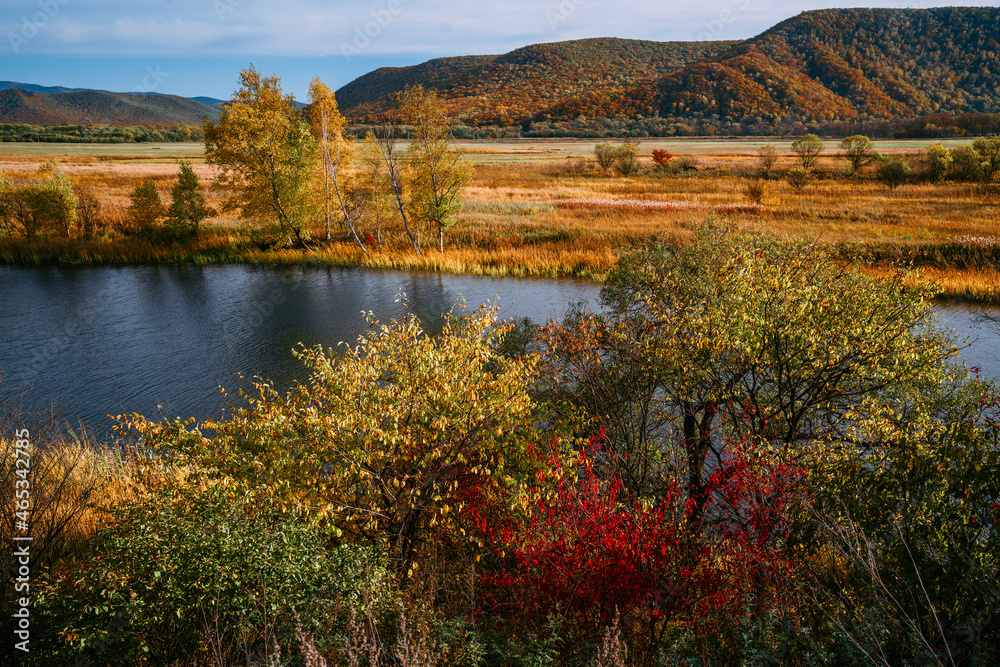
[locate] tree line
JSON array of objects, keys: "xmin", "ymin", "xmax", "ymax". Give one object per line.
[{"xmin": 0, "ymin": 123, "xmax": 204, "ymax": 143}]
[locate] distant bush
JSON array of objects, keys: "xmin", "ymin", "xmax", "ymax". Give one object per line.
[
  {"xmin": 840, "ymin": 135, "xmax": 879, "ymax": 175},
  {"xmin": 670, "ymin": 155, "xmax": 699, "ymax": 173},
  {"xmin": 743, "ymin": 179, "xmax": 766, "ymax": 206},
  {"xmin": 0, "ymin": 164, "xmax": 76, "ymax": 240},
  {"xmin": 594, "ymin": 141, "xmax": 641, "ymax": 176},
  {"xmin": 791, "ymin": 133, "xmax": 825, "ymax": 170},
  {"xmin": 73, "ymin": 187, "xmax": 105, "ymax": 240},
  {"xmin": 786, "ymin": 166, "xmax": 811, "ymax": 191},
  {"xmin": 973, "ymin": 136, "xmax": 1000, "ymax": 181},
  {"xmin": 876, "ymin": 156, "xmax": 912, "ymax": 191},
  {"xmin": 950, "ymin": 145, "xmax": 984, "ymax": 182},
  {"xmin": 924, "ymin": 143, "xmax": 952, "ymax": 182},
  {"xmin": 122, "ymin": 178, "xmax": 165, "ymax": 239},
  {"xmin": 651, "ymin": 149, "xmax": 673, "ymax": 168},
  {"xmin": 757, "ymin": 144, "xmax": 777, "ymax": 176}
]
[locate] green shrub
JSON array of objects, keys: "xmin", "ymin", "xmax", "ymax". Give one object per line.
[
  {"xmin": 950, "ymin": 145, "xmax": 984, "ymax": 182},
  {"xmin": 876, "ymin": 157, "xmax": 911, "ymax": 191},
  {"xmin": 32, "ymin": 484, "xmax": 380, "ymax": 666},
  {"xmin": 924, "ymin": 143, "xmax": 953, "ymax": 182}
]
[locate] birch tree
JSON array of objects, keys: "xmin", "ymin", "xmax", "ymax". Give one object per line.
[
  {"xmin": 204, "ymin": 66, "xmax": 315, "ymax": 248},
  {"xmin": 307, "ymin": 78, "xmax": 367, "ymax": 253},
  {"xmin": 402, "ymin": 85, "xmax": 473, "ymax": 253}
]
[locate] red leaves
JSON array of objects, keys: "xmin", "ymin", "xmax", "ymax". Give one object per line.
[
  {"xmin": 651, "ymin": 149, "xmax": 673, "ymax": 167},
  {"xmin": 469, "ymin": 438, "xmax": 804, "ymax": 655}
]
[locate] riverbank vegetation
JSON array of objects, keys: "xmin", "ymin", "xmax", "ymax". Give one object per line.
[
  {"xmin": 3, "ymin": 225, "xmax": 998, "ymax": 665},
  {"xmin": 1, "ymin": 71, "xmax": 1000, "ymax": 301}
]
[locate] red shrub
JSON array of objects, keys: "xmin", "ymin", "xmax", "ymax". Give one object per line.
[{"xmin": 469, "ymin": 436, "xmax": 804, "ymax": 658}]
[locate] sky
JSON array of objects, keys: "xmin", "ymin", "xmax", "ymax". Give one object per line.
[{"xmin": 0, "ymin": 0, "xmax": 996, "ymax": 99}]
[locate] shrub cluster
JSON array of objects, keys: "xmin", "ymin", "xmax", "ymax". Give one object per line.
[{"xmin": 8, "ymin": 224, "xmax": 999, "ymax": 665}]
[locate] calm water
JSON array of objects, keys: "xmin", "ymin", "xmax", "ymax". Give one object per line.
[
  {"xmin": 0, "ymin": 265, "xmax": 997, "ymax": 438},
  {"xmin": 0, "ymin": 265, "xmax": 601, "ymax": 436}
]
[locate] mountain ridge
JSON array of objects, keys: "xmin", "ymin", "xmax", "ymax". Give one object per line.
[
  {"xmin": 0, "ymin": 88, "xmax": 219, "ymax": 126},
  {"xmin": 337, "ymin": 7, "xmax": 1000, "ymax": 126}
]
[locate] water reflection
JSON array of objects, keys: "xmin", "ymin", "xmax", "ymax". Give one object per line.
[{"xmin": 0, "ymin": 266, "xmax": 600, "ymax": 436}]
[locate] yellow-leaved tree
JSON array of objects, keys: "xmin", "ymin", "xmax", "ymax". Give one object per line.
[
  {"xmin": 126, "ymin": 301, "xmax": 577, "ymax": 578},
  {"xmin": 401, "ymin": 85, "xmax": 473, "ymax": 253},
  {"xmin": 204, "ymin": 66, "xmax": 315, "ymax": 248},
  {"xmin": 307, "ymin": 78, "xmax": 367, "ymax": 252}
]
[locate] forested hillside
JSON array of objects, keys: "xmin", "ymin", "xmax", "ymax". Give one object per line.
[
  {"xmin": 337, "ymin": 38, "xmax": 737, "ymax": 124},
  {"xmin": 0, "ymin": 88, "xmax": 220, "ymax": 126},
  {"xmin": 341, "ymin": 7, "xmax": 1000, "ymax": 128}
]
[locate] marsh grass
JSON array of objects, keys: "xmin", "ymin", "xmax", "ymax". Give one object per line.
[{"xmin": 3, "ymin": 147, "xmax": 1000, "ymax": 299}]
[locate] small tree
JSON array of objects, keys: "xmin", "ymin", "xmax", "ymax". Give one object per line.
[
  {"xmin": 402, "ymin": 85, "xmax": 474, "ymax": 253},
  {"xmin": 204, "ymin": 65, "xmax": 316, "ymax": 248},
  {"xmin": 74, "ymin": 187, "xmax": 104, "ymax": 240},
  {"xmin": 743, "ymin": 179, "xmax": 765, "ymax": 206},
  {"xmin": 361, "ymin": 132, "xmax": 395, "ymax": 246},
  {"xmin": 367, "ymin": 116, "xmax": 422, "ymax": 254},
  {"xmin": 840, "ymin": 135, "xmax": 879, "ymax": 175},
  {"xmin": 791, "ymin": 133, "xmax": 825, "ymax": 170},
  {"xmin": 757, "ymin": 144, "xmax": 777, "ymax": 176},
  {"xmin": 166, "ymin": 162, "xmax": 214, "ymax": 240},
  {"xmin": 594, "ymin": 143, "xmax": 617, "ymax": 171},
  {"xmin": 0, "ymin": 170, "xmax": 76, "ymax": 241},
  {"xmin": 924, "ymin": 143, "xmax": 952, "ymax": 182},
  {"xmin": 651, "ymin": 149, "xmax": 672, "ymax": 169},
  {"xmin": 949, "ymin": 145, "xmax": 983, "ymax": 182},
  {"xmin": 786, "ymin": 166, "xmax": 811, "ymax": 191},
  {"xmin": 612, "ymin": 141, "xmax": 641, "ymax": 176},
  {"xmin": 876, "ymin": 157, "xmax": 911, "ymax": 191},
  {"xmin": 973, "ymin": 136, "xmax": 1000, "ymax": 182},
  {"xmin": 308, "ymin": 78, "xmax": 367, "ymax": 252},
  {"xmin": 126, "ymin": 178, "xmax": 165, "ymax": 236}
]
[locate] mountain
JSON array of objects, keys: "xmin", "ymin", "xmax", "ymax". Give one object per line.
[
  {"xmin": 337, "ymin": 7, "xmax": 1000, "ymax": 126},
  {"xmin": 551, "ymin": 7, "xmax": 1000, "ymax": 122},
  {"xmin": 0, "ymin": 89, "xmax": 219, "ymax": 126},
  {"xmin": 0, "ymin": 81, "xmax": 91, "ymax": 95},
  {"xmin": 335, "ymin": 38, "xmax": 737, "ymax": 124}
]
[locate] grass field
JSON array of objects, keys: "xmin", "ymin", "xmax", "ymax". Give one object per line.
[{"xmin": 1, "ymin": 139, "xmax": 998, "ymax": 301}]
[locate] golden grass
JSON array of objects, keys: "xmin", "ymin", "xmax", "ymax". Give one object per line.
[
  {"xmin": 3, "ymin": 145, "xmax": 1000, "ymax": 301},
  {"xmin": 0, "ymin": 436, "xmax": 141, "ymax": 560}
]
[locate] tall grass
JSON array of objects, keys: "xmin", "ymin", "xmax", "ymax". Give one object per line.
[{"xmin": 3, "ymin": 150, "xmax": 1000, "ymax": 299}]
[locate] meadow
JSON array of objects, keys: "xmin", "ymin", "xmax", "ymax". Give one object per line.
[{"xmin": 1, "ymin": 138, "xmax": 999, "ymax": 301}]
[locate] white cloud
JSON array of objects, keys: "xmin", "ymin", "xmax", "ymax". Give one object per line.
[{"xmin": 4, "ymin": 0, "xmax": 999, "ymax": 57}]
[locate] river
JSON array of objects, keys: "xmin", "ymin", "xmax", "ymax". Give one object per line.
[{"xmin": 1, "ymin": 265, "xmax": 997, "ymax": 438}]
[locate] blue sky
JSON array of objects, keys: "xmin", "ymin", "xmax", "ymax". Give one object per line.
[{"xmin": 0, "ymin": 0, "xmax": 995, "ymax": 99}]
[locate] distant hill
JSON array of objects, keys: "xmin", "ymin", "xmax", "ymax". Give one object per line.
[
  {"xmin": 337, "ymin": 7, "xmax": 1000, "ymax": 126},
  {"xmin": 0, "ymin": 81, "xmax": 90, "ymax": 95},
  {"xmin": 336, "ymin": 37, "xmax": 738, "ymax": 124},
  {"xmin": 0, "ymin": 89, "xmax": 219, "ymax": 126},
  {"xmin": 551, "ymin": 7, "xmax": 1000, "ymax": 122}
]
